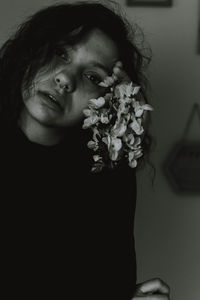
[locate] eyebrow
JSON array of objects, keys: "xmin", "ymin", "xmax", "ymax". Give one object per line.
[
  {"xmin": 88, "ymin": 61, "xmax": 112, "ymax": 75},
  {"xmin": 61, "ymin": 45, "xmax": 114, "ymax": 75}
]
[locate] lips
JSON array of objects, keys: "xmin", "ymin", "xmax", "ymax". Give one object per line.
[{"xmin": 39, "ymin": 91, "xmax": 64, "ymax": 110}]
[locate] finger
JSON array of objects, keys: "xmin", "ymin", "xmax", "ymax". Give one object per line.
[
  {"xmin": 115, "ymin": 61, "xmax": 123, "ymax": 68},
  {"xmin": 136, "ymin": 278, "xmax": 170, "ymax": 295},
  {"xmin": 113, "ymin": 66, "xmax": 124, "ymax": 77},
  {"xmin": 112, "ymin": 60, "xmax": 130, "ymax": 82},
  {"xmin": 112, "ymin": 63, "xmax": 125, "ymax": 77},
  {"xmin": 113, "ymin": 66, "xmax": 130, "ymax": 83}
]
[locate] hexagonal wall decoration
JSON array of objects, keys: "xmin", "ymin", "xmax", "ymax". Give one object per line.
[
  {"xmin": 164, "ymin": 103, "xmax": 200, "ymax": 194},
  {"xmin": 164, "ymin": 142, "xmax": 200, "ymax": 194}
]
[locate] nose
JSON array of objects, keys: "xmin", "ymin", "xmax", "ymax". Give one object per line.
[{"xmin": 54, "ymin": 71, "xmax": 75, "ymax": 93}]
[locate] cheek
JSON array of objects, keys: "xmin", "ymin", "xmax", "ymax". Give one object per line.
[
  {"xmin": 33, "ymin": 60, "xmax": 58, "ymax": 85},
  {"xmin": 21, "ymin": 87, "xmax": 32, "ymax": 103},
  {"xmin": 75, "ymin": 88, "xmax": 105, "ymax": 116},
  {"xmin": 83, "ymin": 88, "xmax": 104, "ymax": 102},
  {"xmin": 22, "ymin": 84, "xmax": 37, "ymax": 103},
  {"xmin": 34, "ymin": 72, "xmax": 51, "ymax": 85},
  {"xmin": 70, "ymin": 92, "xmax": 92, "ymax": 121},
  {"xmin": 75, "ymin": 96, "xmax": 89, "ymax": 115}
]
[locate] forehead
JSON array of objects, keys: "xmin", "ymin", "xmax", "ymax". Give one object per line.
[{"xmin": 64, "ymin": 28, "xmax": 119, "ymax": 71}]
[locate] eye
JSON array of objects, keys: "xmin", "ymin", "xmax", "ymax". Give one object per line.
[
  {"xmin": 55, "ymin": 47, "xmax": 70, "ymax": 62},
  {"xmin": 84, "ymin": 73, "xmax": 103, "ymax": 86}
]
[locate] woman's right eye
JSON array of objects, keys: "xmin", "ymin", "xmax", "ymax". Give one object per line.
[{"xmin": 55, "ymin": 48, "xmax": 69, "ymax": 62}]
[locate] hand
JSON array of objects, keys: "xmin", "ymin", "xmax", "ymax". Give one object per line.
[
  {"xmin": 132, "ymin": 278, "xmax": 170, "ymax": 300},
  {"xmin": 112, "ymin": 61, "xmax": 131, "ymax": 84}
]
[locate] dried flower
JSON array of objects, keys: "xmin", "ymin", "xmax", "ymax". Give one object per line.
[{"xmin": 82, "ymin": 80, "xmax": 153, "ymax": 173}]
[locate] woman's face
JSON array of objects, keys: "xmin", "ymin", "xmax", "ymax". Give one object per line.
[{"xmin": 21, "ymin": 28, "xmax": 119, "ymax": 129}]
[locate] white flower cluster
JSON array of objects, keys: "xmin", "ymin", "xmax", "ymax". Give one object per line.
[{"xmin": 82, "ymin": 81, "xmax": 153, "ymax": 173}]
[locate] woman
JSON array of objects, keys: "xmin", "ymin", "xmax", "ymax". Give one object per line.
[{"xmin": 0, "ymin": 1, "xmax": 170, "ymax": 299}]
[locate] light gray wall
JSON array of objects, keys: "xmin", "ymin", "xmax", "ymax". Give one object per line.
[
  {"xmin": 121, "ymin": 1, "xmax": 200, "ymax": 300},
  {"xmin": 0, "ymin": 1, "xmax": 199, "ymax": 300}
]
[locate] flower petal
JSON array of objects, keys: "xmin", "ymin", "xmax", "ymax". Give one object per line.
[
  {"xmin": 88, "ymin": 97, "xmax": 105, "ymax": 109},
  {"xmin": 82, "ymin": 115, "xmax": 99, "ymax": 129},
  {"xmin": 129, "ymin": 118, "xmax": 144, "ymax": 135}
]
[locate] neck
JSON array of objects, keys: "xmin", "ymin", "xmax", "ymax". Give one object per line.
[{"xmin": 18, "ymin": 109, "xmax": 66, "ymax": 146}]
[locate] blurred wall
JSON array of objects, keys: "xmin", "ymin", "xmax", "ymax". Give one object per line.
[
  {"xmin": 0, "ymin": 1, "xmax": 199, "ymax": 300},
  {"xmin": 120, "ymin": 1, "xmax": 200, "ymax": 300}
]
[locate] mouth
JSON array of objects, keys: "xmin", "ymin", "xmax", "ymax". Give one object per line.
[{"xmin": 39, "ymin": 91, "xmax": 63, "ymax": 110}]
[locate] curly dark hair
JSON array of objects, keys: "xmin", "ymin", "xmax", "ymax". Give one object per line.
[{"xmin": 0, "ymin": 0, "xmax": 154, "ymax": 172}]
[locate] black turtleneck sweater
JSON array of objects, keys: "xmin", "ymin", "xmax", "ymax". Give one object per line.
[{"xmin": 1, "ymin": 122, "xmax": 137, "ymax": 299}]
